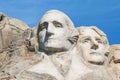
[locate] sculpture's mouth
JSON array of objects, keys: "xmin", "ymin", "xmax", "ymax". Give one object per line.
[
  {"xmin": 88, "ymin": 61, "xmax": 104, "ymax": 65},
  {"xmin": 45, "ymin": 47, "xmax": 60, "ymax": 51},
  {"xmin": 114, "ymin": 59, "xmax": 120, "ymax": 63},
  {"xmin": 90, "ymin": 52, "xmax": 96, "ymax": 54},
  {"xmin": 90, "ymin": 52, "xmax": 101, "ymax": 55},
  {"xmin": 45, "ymin": 47, "xmax": 66, "ymax": 52}
]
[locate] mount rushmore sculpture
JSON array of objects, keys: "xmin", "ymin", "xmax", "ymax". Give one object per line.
[{"xmin": 0, "ymin": 10, "xmax": 119, "ymax": 80}]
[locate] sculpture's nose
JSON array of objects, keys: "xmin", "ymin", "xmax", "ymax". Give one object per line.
[
  {"xmin": 91, "ymin": 44, "xmax": 98, "ymax": 50},
  {"xmin": 46, "ymin": 23, "xmax": 54, "ymax": 36},
  {"xmin": 91, "ymin": 39, "xmax": 98, "ymax": 50}
]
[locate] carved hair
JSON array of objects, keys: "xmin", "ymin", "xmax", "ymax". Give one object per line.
[{"xmin": 77, "ymin": 26, "xmax": 109, "ymax": 45}]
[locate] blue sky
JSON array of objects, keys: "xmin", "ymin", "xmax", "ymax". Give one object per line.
[{"xmin": 0, "ymin": 0, "xmax": 120, "ymax": 45}]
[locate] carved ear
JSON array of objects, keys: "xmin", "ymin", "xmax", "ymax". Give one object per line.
[
  {"xmin": 68, "ymin": 35, "xmax": 79, "ymax": 44},
  {"xmin": 24, "ymin": 39, "xmax": 35, "ymax": 52},
  {"xmin": 67, "ymin": 28, "xmax": 79, "ymax": 44}
]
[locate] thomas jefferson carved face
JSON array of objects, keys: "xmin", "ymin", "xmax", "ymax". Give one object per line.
[
  {"xmin": 78, "ymin": 27, "xmax": 108, "ymax": 65},
  {"xmin": 37, "ymin": 10, "xmax": 76, "ymax": 52}
]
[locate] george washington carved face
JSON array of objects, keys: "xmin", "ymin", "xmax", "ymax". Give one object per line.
[{"xmin": 37, "ymin": 10, "xmax": 78, "ymax": 52}]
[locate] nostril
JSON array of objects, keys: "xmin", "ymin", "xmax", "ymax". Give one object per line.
[
  {"xmin": 46, "ymin": 32, "xmax": 54, "ymax": 36},
  {"xmin": 91, "ymin": 44, "xmax": 98, "ymax": 50}
]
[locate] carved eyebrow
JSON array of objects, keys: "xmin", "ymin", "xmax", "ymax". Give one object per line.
[
  {"xmin": 95, "ymin": 36, "xmax": 101, "ymax": 39},
  {"xmin": 40, "ymin": 22, "xmax": 48, "ymax": 26},
  {"xmin": 79, "ymin": 36, "xmax": 91, "ymax": 42},
  {"xmin": 95, "ymin": 37, "xmax": 103, "ymax": 43},
  {"xmin": 53, "ymin": 21, "xmax": 61, "ymax": 24},
  {"xmin": 81, "ymin": 36, "xmax": 91, "ymax": 40}
]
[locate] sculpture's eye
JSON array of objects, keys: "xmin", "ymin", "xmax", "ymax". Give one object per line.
[
  {"xmin": 82, "ymin": 38, "xmax": 91, "ymax": 43},
  {"xmin": 53, "ymin": 21, "xmax": 63, "ymax": 28},
  {"xmin": 40, "ymin": 22, "xmax": 48, "ymax": 30},
  {"xmin": 96, "ymin": 38, "xmax": 103, "ymax": 44}
]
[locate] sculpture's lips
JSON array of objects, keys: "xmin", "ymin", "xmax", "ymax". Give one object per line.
[
  {"xmin": 90, "ymin": 52, "xmax": 100, "ymax": 55},
  {"xmin": 45, "ymin": 47, "xmax": 65, "ymax": 52},
  {"xmin": 114, "ymin": 59, "xmax": 120, "ymax": 63}
]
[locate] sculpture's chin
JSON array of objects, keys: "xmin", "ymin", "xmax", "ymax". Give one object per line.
[
  {"xmin": 114, "ymin": 59, "xmax": 120, "ymax": 63},
  {"xmin": 87, "ymin": 55, "xmax": 105, "ymax": 65}
]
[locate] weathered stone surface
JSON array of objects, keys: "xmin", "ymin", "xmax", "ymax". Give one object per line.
[
  {"xmin": 0, "ymin": 13, "xmax": 29, "ymax": 53},
  {"xmin": 65, "ymin": 26, "xmax": 116, "ymax": 80},
  {"xmin": 0, "ymin": 10, "xmax": 118, "ymax": 80},
  {"xmin": 0, "ymin": 13, "xmax": 31, "ymax": 79}
]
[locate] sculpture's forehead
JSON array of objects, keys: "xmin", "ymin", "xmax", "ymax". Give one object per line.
[
  {"xmin": 81, "ymin": 28, "xmax": 100, "ymax": 37},
  {"xmin": 113, "ymin": 49, "xmax": 120, "ymax": 54},
  {"xmin": 40, "ymin": 13, "xmax": 66, "ymax": 23}
]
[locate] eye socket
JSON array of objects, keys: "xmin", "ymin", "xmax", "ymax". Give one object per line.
[
  {"xmin": 96, "ymin": 38, "xmax": 103, "ymax": 44},
  {"xmin": 40, "ymin": 22, "xmax": 48, "ymax": 30},
  {"xmin": 82, "ymin": 38, "xmax": 91, "ymax": 43},
  {"xmin": 53, "ymin": 21, "xmax": 63, "ymax": 28}
]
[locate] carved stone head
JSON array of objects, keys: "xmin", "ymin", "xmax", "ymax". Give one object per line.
[
  {"xmin": 37, "ymin": 10, "xmax": 78, "ymax": 52},
  {"xmin": 77, "ymin": 26, "xmax": 109, "ymax": 65},
  {"xmin": 109, "ymin": 44, "xmax": 120, "ymax": 64},
  {"xmin": 109, "ymin": 44, "xmax": 120, "ymax": 80}
]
